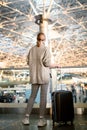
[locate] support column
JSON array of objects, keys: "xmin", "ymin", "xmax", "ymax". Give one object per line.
[
  {"xmin": 39, "ymin": 13, "xmax": 57, "ymax": 102},
  {"xmin": 39, "ymin": 14, "xmax": 48, "ymax": 46}
]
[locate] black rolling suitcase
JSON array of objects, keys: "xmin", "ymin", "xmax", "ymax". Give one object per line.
[{"xmin": 51, "ymin": 90, "xmax": 74, "ymax": 126}]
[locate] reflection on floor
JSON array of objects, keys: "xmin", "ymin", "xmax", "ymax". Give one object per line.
[{"xmin": 0, "ymin": 114, "xmax": 87, "ymax": 130}]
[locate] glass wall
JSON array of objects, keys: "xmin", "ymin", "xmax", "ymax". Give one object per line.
[
  {"xmin": 0, "ymin": 67, "xmax": 87, "ymax": 108},
  {"xmin": 56, "ymin": 69, "xmax": 87, "ymax": 103}
]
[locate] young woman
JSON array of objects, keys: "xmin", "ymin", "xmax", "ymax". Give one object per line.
[{"xmin": 22, "ymin": 32, "xmax": 59, "ymax": 127}]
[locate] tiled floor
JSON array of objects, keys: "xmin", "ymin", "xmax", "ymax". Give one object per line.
[{"xmin": 0, "ymin": 114, "xmax": 87, "ymax": 130}]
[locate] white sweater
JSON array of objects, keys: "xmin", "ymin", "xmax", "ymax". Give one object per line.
[{"xmin": 27, "ymin": 44, "xmax": 51, "ymax": 84}]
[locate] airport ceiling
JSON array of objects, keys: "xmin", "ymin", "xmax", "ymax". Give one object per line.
[{"xmin": 0, "ymin": 0, "xmax": 87, "ymax": 68}]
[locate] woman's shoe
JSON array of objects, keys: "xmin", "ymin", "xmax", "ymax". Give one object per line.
[
  {"xmin": 22, "ymin": 117, "xmax": 30, "ymax": 125},
  {"xmin": 38, "ymin": 118, "xmax": 47, "ymax": 127}
]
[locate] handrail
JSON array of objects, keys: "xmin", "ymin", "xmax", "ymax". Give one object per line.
[{"xmin": 0, "ymin": 103, "xmax": 87, "ymax": 108}]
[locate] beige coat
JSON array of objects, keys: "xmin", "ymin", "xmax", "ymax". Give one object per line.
[{"xmin": 27, "ymin": 44, "xmax": 51, "ymax": 84}]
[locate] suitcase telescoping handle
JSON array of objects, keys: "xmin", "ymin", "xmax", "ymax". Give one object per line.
[{"xmin": 56, "ymin": 67, "xmax": 63, "ymax": 90}]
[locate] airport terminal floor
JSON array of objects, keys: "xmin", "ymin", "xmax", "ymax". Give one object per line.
[{"xmin": 0, "ymin": 112, "xmax": 87, "ymax": 130}]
